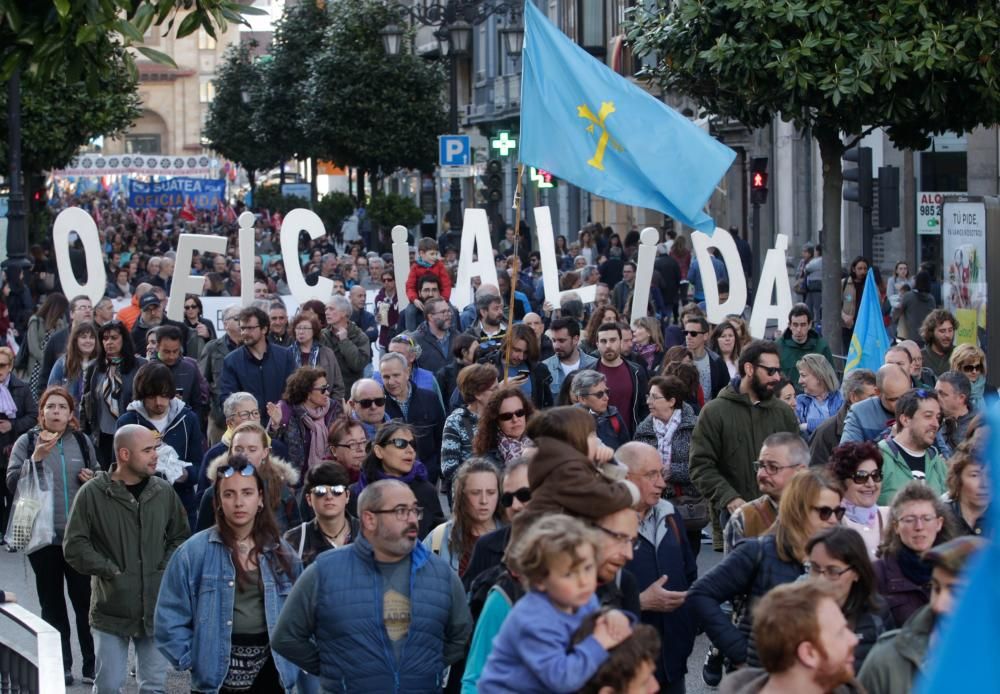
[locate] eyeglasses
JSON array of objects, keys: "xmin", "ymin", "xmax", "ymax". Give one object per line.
[
  {"xmin": 184, "ymin": 304, "xmax": 198, "ymax": 310},
  {"xmin": 585, "ymin": 389, "xmax": 610, "ymax": 399},
  {"xmin": 217, "ymin": 461, "xmax": 256, "ymax": 479},
  {"xmin": 753, "ymin": 460, "xmax": 802, "ymax": 476},
  {"xmin": 962, "ymin": 363, "xmax": 983, "ymax": 373},
  {"xmin": 637, "ymin": 469, "xmax": 667, "ymax": 482},
  {"xmin": 812, "ymin": 506, "xmax": 847, "ymax": 522},
  {"xmin": 381, "ymin": 277, "xmax": 395, "ymax": 283},
  {"xmin": 370, "ymin": 505, "xmax": 424, "ymax": 521},
  {"xmin": 500, "ymin": 487, "xmax": 531, "ymax": 508},
  {"xmin": 239, "ymin": 324, "xmax": 261, "ymax": 332},
  {"xmin": 312, "ymin": 384, "xmax": 331, "ymax": 393},
  {"xmin": 384, "ymin": 438, "xmax": 416, "ymax": 450},
  {"xmin": 898, "ymin": 514, "xmax": 939, "ymax": 526},
  {"xmin": 850, "ymin": 469, "xmax": 883, "ymax": 485},
  {"xmin": 684, "ymin": 330, "xmax": 705, "ymax": 337},
  {"xmin": 334, "ymin": 440, "xmax": 367, "ymax": 451},
  {"xmin": 805, "ymin": 562, "xmax": 854, "ymax": 579},
  {"xmin": 498, "ymin": 409, "xmax": 527, "ymax": 422},
  {"xmin": 596, "ymin": 524, "xmax": 641, "ymax": 552},
  {"xmin": 355, "ymin": 397, "xmax": 386, "ymax": 409},
  {"xmin": 755, "ymin": 364, "xmax": 782, "ymax": 376},
  {"xmin": 309, "ymin": 484, "xmax": 347, "ymax": 498},
  {"xmin": 233, "ymin": 409, "xmax": 260, "ymax": 421}
]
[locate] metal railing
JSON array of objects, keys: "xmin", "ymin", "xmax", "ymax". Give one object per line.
[{"xmin": 0, "ymin": 603, "xmax": 65, "ymax": 694}]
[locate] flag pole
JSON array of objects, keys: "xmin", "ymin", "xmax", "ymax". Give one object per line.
[{"xmin": 502, "ymin": 163, "xmax": 526, "ymax": 383}]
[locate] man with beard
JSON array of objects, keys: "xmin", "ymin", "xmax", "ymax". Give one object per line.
[
  {"xmin": 858, "ymin": 536, "xmax": 984, "ymax": 694},
  {"xmin": 918, "ymin": 309, "xmax": 958, "ymax": 377},
  {"xmin": 541, "ymin": 317, "xmax": 597, "ymax": 404},
  {"xmin": 466, "ymin": 292, "xmax": 507, "ymax": 356},
  {"xmin": 412, "ymin": 297, "xmax": 461, "ymax": 375},
  {"xmin": 720, "ymin": 581, "xmax": 860, "ymax": 694},
  {"xmin": 723, "ymin": 433, "xmax": 809, "ymax": 553},
  {"xmin": 877, "ymin": 388, "xmax": 947, "ymax": 504},
  {"xmin": 271, "ymin": 480, "xmax": 472, "ymax": 692},
  {"xmin": 129, "ymin": 291, "xmax": 189, "ymax": 355},
  {"xmin": 594, "ymin": 322, "xmax": 648, "ymax": 434},
  {"xmin": 689, "ymin": 340, "xmax": 799, "ymax": 529}
]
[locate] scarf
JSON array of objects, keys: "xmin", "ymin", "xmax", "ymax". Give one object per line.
[
  {"xmin": 971, "ymin": 375, "xmax": 987, "ymax": 411},
  {"xmin": 294, "ymin": 343, "xmax": 319, "ymax": 369},
  {"xmin": 897, "ymin": 545, "xmax": 934, "ymax": 588},
  {"xmin": 102, "ymin": 357, "xmax": 124, "ymax": 419},
  {"xmin": 843, "ymin": 499, "xmax": 879, "ymax": 526},
  {"xmin": 301, "ymin": 401, "xmax": 332, "ymax": 471},
  {"xmin": 0, "ymin": 375, "xmax": 17, "ymax": 419},
  {"xmin": 497, "ymin": 433, "xmax": 532, "ymax": 463},
  {"xmin": 415, "ymin": 256, "xmax": 435, "ymax": 269},
  {"xmin": 634, "ymin": 343, "xmax": 659, "ymax": 372},
  {"xmin": 652, "ymin": 409, "xmax": 681, "ymax": 479},
  {"xmin": 355, "ymin": 459, "xmax": 430, "ymax": 493}
]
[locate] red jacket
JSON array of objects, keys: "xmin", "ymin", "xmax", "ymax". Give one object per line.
[{"xmin": 405, "ymin": 259, "xmax": 452, "ymax": 302}]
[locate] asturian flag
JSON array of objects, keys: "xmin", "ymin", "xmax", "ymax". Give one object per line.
[{"xmin": 844, "ymin": 269, "xmax": 890, "ymax": 374}]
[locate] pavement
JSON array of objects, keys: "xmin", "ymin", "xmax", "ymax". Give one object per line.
[{"xmin": 1, "ymin": 537, "xmax": 726, "ymax": 693}]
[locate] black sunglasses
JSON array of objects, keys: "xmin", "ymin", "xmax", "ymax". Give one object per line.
[
  {"xmin": 309, "ymin": 484, "xmax": 347, "ymax": 498},
  {"xmin": 851, "ymin": 470, "xmax": 883, "ymax": 485},
  {"xmin": 217, "ymin": 461, "xmax": 255, "ymax": 479},
  {"xmin": 501, "ymin": 487, "xmax": 531, "ymax": 508},
  {"xmin": 384, "ymin": 438, "xmax": 416, "ymax": 450},
  {"xmin": 497, "ymin": 409, "xmax": 527, "ymax": 422},
  {"xmin": 312, "ymin": 384, "xmax": 331, "ymax": 393},
  {"xmin": 684, "ymin": 330, "xmax": 705, "ymax": 337},
  {"xmin": 813, "ymin": 506, "xmax": 847, "ymax": 522},
  {"xmin": 755, "ymin": 364, "xmax": 782, "ymax": 376},
  {"xmin": 356, "ymin": 397, "xmax": 386, "ymax": 409}
]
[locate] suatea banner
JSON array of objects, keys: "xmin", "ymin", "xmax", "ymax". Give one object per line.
[{"xmin": 128, "ymin": 177, "xmax": 226, "ymax": 209}]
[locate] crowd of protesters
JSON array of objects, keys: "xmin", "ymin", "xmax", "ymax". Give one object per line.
[{"xmin": 0, "ymin": 191, "xmax": 993, "ymax": 693}]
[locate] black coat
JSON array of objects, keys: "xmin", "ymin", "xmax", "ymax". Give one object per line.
[
  {"xmin": 483, "ymin": 352, "xmax": 554, "ymax": 411},
  {"xmin": 40, "ymin": 326, "xmax": 70, "ymax": 382},
  {"xmin": 463, "ymin": 525, "xmax": 511, "ymax": 591},
  {"xmin": 0, "ymin": 375, "xmax": 39, "ymax": 462},
  {"xmin": 654, "ymin": 253, "xmax": 682, "ymax": 308},
  {"xmin": 704, "ymin": 350, "xmax": 731, "ymax": 400},
  {"xmin": 384, "ymin": 385, "xmax": 446, "ymax": 484}
]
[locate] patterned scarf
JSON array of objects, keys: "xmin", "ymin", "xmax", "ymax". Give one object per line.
[
  {"xmin": 652, "ymin": 409, "xmax": 681, "ymax": 478},
  {"xmin": 843, "ymin": 499, "xmax": 879, "ymax": 526},
  {"xmin": 102, "ymin": 357, "xmax": 124, "ymax": 419},
  {"xmin": 0, "ymin": 374, "xmax": 16, "ymax": 419},
  {"xmin": 498, "ymin": 433, "xmax": 532, "ymax": 463},
  {"xmin": 634, "ymin": 343, "xmax": 659, "ymax": 372},
  {"xmin": 301, "ymin": 400, "xmax": 332, "ymax": 472}
]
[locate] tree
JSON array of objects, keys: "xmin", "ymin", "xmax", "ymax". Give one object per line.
[
  {"xmin": 301, "ymin": 0, "xmax": 447, "ymax": 191},
  {"xmin": 203, "ymin": 42, "xmax": 283, "ymax": 195},
  {"xmin": 626, "ymin": 0, "xmax": 1000, "ymax": 356}
]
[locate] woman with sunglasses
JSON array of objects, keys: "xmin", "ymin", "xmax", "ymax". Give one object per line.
[
  {"xmin": 347, "ymin": 422, "xmax": 444, "ymax": 539},
  {"xmin": 688, "ymin": 469, "xmax": 843, "ymax": 669},
  {"xmin": 804, "ymin": 526, "xmax": 886, "ymax": 667},
  {"xmin": 284, "ymin": 462, "xmax": 359, "ymax": 567},
  {"xmin": 326, "ymin": 416, "xmax": 367, "ymax": 484},
  {"xmin": 442, "ymin": 364, "xmax": 499, "ymax": 493},
  {"xmin": 950, "ymin": 343, "xmax": 995, "ymax": 411},
  {"xmin": 826, "ymin": 442, "xmax": 888, "ymax": 559},
  {"xmin": 197, "ymin": 421, "xmax": 302, "ymax": 533},
  {"xmin": 273, "ymin": 367, "xmax": 343, "ymax": 480},
  {"xmin": 424, "ymin": 459, "xmax": 502, "ymax": 578},
  {"xmin": 289, "ymin": 313, "xmax": 345, "ymax": 401},
  {"xmin": 181, "ymin": 295, "xmax": 216, "ymax": 360},
  {"xmin": 156, "ymin": 454, "xmax": 303, "ymax": 693},
  {"xmin": 472, "ymin": 386, "xmax": 535, "ymax": 471},
  {"xmin": 873, "ymin": 481, "xmax": 956, "ymax": 628}
]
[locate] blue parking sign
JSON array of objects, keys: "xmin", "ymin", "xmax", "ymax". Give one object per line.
[{"xmin": 439, "ymin": 135, "xmax": 471, "ymax": 167}]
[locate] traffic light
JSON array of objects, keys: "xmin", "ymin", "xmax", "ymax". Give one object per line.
[
  {"xmin": 877, "ymin": 165, "xmax": 900, "ymax": 231},
  {"xmin": 483, "ymin": 159, "xmax": 503, "ymax": 205},
  {"xmin": 750, "ymin": 157, "xmax": 768, "ymax": 205},
  {"xmin": 843, "ymin": 146, "xmax": 873, "ymax": 208}
]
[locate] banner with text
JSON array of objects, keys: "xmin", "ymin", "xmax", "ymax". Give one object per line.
[{"xmin": 129, "ymin": 178, "xmax": 226, "ymax": 210}]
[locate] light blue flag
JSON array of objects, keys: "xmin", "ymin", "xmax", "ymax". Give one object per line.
[
  {"xmin": 519, "ymin": 1, "xmax": 735, "ymax": 232},
  {"xmin": 844, "ymin": 270, "xmax": 890, "ymax": 374},
  {"xmin": 916, "ymin": 403, "xmax": 1000, "ymax": 693}
]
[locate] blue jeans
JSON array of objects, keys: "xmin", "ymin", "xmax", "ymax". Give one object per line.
[{"xmin": 92, "ymin": 628, "xmax": 169, "ymax": 693}]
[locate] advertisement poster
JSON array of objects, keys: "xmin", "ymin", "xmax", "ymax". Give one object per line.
[{"xmin": 941, "ymin": 201, "xmax": 987, "ymax": 346}]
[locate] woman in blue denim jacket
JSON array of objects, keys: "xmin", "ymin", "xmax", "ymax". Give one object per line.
[{"xmin": 155, "ymin": 455, "xmax": 303, "ymax": 693}]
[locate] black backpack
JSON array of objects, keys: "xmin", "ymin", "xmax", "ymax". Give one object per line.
[{"xmin": 468, "ymin": 563, "xmax": 524, "ymax": 623}]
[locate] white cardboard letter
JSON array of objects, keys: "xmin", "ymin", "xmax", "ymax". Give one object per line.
[
  {"xmin": 749, "ymin": 233, "xmax": 793, "ymax": 339},
  {"xmin": 452, "ymin": 208, "xmax": 499, "ymax": 310},
  {"xmin": 535, "ymin": 207, "xmax": 596, "ymax": 309},
  {"xmin": 630, "ymin": 227, "xmax": 660, "ymax": 324},
  {"xmin": 167, "ymin": 234, "xmax": 229, "ymax": 321},
  {"xmin": 238, "ymin": 212, "xmax": 255, "ymax": 306},
  {"xmin": 391, "ymin": 226, "xmax": 411, "ymax": 311},
  {"xmin": 52, "ymin": 208, "xmax": 106, "ymax": 305},
  {"xmin": 281, "ymin": 208, "xmax": 332, "ymax": 302},
  {"xmin": 691, "ymin": 228, "xmax": 748, "ymax": 325}
]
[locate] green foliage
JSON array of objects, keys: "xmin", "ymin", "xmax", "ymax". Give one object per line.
[
  {"xmin": 0, "ymin": 1, "xmax": 262, "ymax": 86},
  {"xmin": 300, "ymin": 0, "xmax": 448, "ymax": 179},
  {"xmin": 367, "ymin": 193, "xmax": 423, "ymax": 231},
  {"xmin": 203, "ymin": 42, "xmax": 283, "ymax": 190},
  {"xmin": 315, "ymin": 192, "xmax": 356, "ymax": 234},
  {"xmin": 0, "ymin": 43, "xmax": 141, "ymax": 175},
  {"xmin": 251, "ymin": 185, "xmax": 309, "ymax": 215}
]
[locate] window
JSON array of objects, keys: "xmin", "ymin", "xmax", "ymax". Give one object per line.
[
  {"xmin": 125, "ymin": 135, "xmax": 162, "ymax": 154},
  {"xmin": 578, "ymin": 0, "xmax": 605, "ymax": 53},
  {"xmin": 199, "ymin": 80, "xmax": 216, "ymax": 103},
  {"xmin": 198, "ymin": 28, "xmax": 217, "ymax": 50}
]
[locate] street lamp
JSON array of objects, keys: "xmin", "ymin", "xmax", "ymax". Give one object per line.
[{"xmin": 381, "ymin": 0, "xmax": 523, "ymax": 234}]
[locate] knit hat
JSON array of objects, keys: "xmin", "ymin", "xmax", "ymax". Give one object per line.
[{"xmin": 923, "ymin": 536, "xmax": 987, "ymax": 575}]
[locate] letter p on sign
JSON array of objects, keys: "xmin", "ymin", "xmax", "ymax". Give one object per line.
[{"xmin": 439, "ymin": 135, "xmax": 470, "ymax": 167}]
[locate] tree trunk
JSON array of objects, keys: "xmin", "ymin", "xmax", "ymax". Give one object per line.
[
  {"xmin": 279, "ymin": 161, "xmax": 286, "ymax": 185},
  {"xmin": 310, "ymin": 157, "xmax": 318, "ymax": 205},
  {"xmin": 248, "ymin": 170, "xmax": 257, "ymax": 200},
  {"xmin": 818, "ymin": 132, "xmax": 845, "ymax": 362}
]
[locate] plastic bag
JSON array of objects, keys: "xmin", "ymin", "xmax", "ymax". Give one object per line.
[
  {"xmin": 155, "ymin": 443, "xmax": 191, "ymax": 485},
  {"xmin": 4, "ymin": 460, "xmax": 55, "ymax": 553}
]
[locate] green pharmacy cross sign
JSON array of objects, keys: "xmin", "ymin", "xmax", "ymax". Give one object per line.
[{"xmin": 491, "ymin": 131, "xmax": 517, "ymax": 157}]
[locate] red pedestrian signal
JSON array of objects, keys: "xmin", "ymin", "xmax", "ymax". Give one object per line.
[{"xmin": 752, "ymin": 172, "xmax": 767, "ymax": 189}]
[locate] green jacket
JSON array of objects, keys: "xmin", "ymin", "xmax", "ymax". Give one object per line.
[
  {"xmin": 777, "ymin": 328, "xmax": 835, "ymax": 388},
  {"xmin": 689, "ymin": 384, "xmax": 800, "ymax": 510},
  {"xmin": 321, "ymin": 321, "xmax": 372, "ymax": 395},
  {"xmin": 857, "ymin": 605, "xmax": 933, "ymax": 694},
  {"xmin": 876, "ymin": 438, "xmax": 947, "ymax": 505},
  {"xmin": 63, "ymin": 471, "xmax": 190, "ymax": 638}
]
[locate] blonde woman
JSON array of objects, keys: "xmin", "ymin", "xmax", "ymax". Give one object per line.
[
  {"xmin": 949, "ymin": 343, "xmax": 994, "ymax": 410},
  {"xmin": 794, "ymin": 353, "xmax": 843, "ymax": 439}
]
